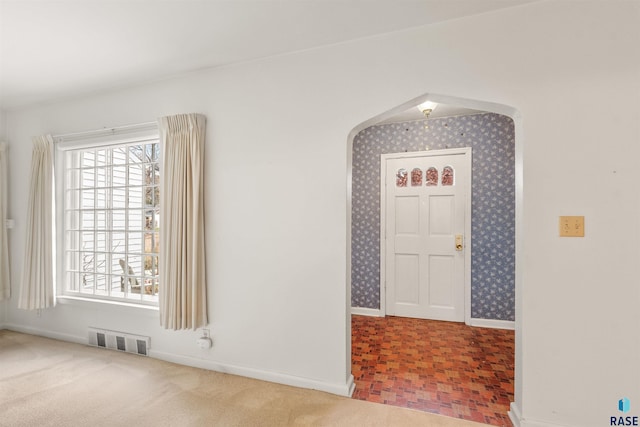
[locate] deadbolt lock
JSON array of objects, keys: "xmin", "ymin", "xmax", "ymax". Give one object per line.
[{"xmin": 455, "ymin": 235, "xmax": 463, "ymax": 251}]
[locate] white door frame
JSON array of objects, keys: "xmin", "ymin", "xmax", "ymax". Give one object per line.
[{"xmin": 380, "ymin": 147, "xmax": 472, "ymax": 325}]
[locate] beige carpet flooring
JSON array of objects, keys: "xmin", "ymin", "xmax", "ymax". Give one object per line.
[{"xmin": 0, "ymin": 330, "xmax": 490, "ymax": 427}]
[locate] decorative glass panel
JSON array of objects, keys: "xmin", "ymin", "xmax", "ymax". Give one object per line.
[
  {"xmin": 411, "ymin": 168, "xmax": 422, "ymax": 186},
  {"xmin": 396, "ymin": 168, "xmax": 408, "ymax": 187},
  {"xmin": 426, "ymin": 167, "xmax": 438, "ymax": 186},
  {"xmin": 442, "ymin": 166, "xmax": 454, "ymax": 186}
]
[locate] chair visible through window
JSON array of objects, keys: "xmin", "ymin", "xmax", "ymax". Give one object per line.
[{"xmin": 119, "ymin": 259, "xmax": 141, "ymax": 294}]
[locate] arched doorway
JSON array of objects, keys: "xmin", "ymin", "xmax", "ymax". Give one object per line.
[{"xmin": 346, "ymin": 93, "xmax": 523, "ymax": 426}]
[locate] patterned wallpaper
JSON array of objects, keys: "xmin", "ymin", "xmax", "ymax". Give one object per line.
[{"xmin": 351, "ymin": 113, "xmax": 515, "ymax": 321}]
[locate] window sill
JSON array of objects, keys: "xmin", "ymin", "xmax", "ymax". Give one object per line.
[{"xmin": 57, "ymin": 295, "xmax": 159, "ymax": 316}]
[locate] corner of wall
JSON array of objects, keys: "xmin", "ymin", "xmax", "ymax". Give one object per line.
[
  {"xmin": 0, "ymin": 108, "xmax": 8, "ymax": 329},
  {"xmin": 0, "ymin": 300, "xmax": 6, "ymax": 329},
  {"xmin": 509, "ymin": 401, "xmax": 522, "ymax": 427}
]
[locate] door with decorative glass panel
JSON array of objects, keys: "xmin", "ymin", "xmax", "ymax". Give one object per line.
[{"xmin": 382, "ymin": 148, "xmax": 470, "ymax": 322}]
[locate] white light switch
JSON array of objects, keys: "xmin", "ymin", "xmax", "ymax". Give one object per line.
[{"xmin": 5, "ymin": 219, "xmax": 14, "ymax": 229}]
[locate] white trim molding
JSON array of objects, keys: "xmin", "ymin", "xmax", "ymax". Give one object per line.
[
  {"xmin": 510, "ymin": 394, "xmax": 571, "ymax": 427},
  {"xmin": 509, "ymin": 402, "xmax": 522, "ymax": 427},
  {"xmin": 4, "ymin": 323, "xmax": 86, "ymax": 345},
  {"xmin": 469, "ymin": 318, "xmax": 515, "ymax": 330},
  {"xmin": 351, "ymin": 307, "xmax": 384, "ymax": 317},
  {"xmin": 349, "ymin": 311, "xmax": 515, "ymax": 330},
  {"xmin": 3, "ymin": 324, "xmax": 356, "ymax": 398},
  {"xmin": 151, "ymin": 349, "xmax": 356, "ymax": 397},
  {"xmin": 380, "ymin": 148, "xmax": 472, "ymax": 323},
  {"xmin": 518, "ymin": 418, "xmax": 569, "ymax": 427}
]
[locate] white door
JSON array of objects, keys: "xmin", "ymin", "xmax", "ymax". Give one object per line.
[{"xmin": 382, "ymin": 149, "xmax": 470, "ymax": 322}]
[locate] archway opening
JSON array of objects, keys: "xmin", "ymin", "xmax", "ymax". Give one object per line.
[{"xmin": 346, "ymin": 93, "xmax": 523, "ymax": 426}]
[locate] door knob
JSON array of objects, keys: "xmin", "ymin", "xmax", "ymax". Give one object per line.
[{"xmin": 455, "ymin": 235, "xmax": 463, "ymax": 251}]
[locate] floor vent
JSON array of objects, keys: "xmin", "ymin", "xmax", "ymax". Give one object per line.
[{"xmin": 88, "ymin": 327, "xmax": 150, "ymax": 356}]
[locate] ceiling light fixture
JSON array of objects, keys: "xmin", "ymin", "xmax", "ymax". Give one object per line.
[{"xmin": 417, "ymin": 101, "xmax": 438, "ymax": 129}]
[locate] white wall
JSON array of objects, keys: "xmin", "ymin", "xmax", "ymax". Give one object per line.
[
  {"xmin": 0, "ymin": 110, "xmax": 5, "ymax": 140},
  {"xmin": 4, "ymin": 1, "xmax": 639, "ymax": 426}
]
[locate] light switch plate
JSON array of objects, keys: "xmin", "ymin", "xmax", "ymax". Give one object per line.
[{"xmin": 559, "ymin": 216, "xmax": 584, "ymax": 237}]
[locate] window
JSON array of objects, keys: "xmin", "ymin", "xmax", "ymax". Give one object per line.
[
  {"xmin": 442, "ymin": 166, "xmax": 454, "ymax": 186},
  {"xmin": 410, "ymin": 168, "xmax": 422, "ymax": 186},
  {"xmin": 426, "ymin": 167, "xmax": 438, "ymax": 186},
  {"xmin": 396, "ymin": 168, "xmax": 408, "ymax": 187},
  {"xmin": 61, "ymin": 136, "xmax": 160, "ymax": 305}
]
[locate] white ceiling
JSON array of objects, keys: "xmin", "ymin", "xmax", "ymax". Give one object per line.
[{"xmin": 0, "ymin": 0, "xmax": 539, "ymax": 111}]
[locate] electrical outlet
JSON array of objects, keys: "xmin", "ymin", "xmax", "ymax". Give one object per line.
[
  {"xmin": 197, "ymin": 337, "xmax": 212, "ymax": 349},
  {"xmin": 197, "ymin": 328, "xmax": 212, "ymax": 349}
]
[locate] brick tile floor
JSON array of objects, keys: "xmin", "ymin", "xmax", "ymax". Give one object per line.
[{"xmin": 351, "ymin": 315, "xmax": 515, "ymax": 426}]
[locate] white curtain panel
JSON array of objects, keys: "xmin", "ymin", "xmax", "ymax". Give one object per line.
[
  {"xmin": 158, "ymin": 114, "xmax": 208, "ymax": 330},
  {"xmin": 0, "ymin": 143, "xmax": 10, "ymax": 301},
  {"xmin": 19, "ymin": 135, "xmax": 55, "ymax": 310}
]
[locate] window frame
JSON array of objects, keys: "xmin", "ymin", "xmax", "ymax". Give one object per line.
[{"xmin": 55, "ymin": 124, "xmax": 160, "ymax": 307}]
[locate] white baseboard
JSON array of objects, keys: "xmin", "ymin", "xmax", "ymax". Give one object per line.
[
  {"xmin": 4, "ymin": 323, "xmax": 355, "ymax": 398},
  {"xmin": 4, "ymin": 323, "xmax": 86, "ymax": 344},
  {"xmin": 509, "ymin": 403, "xmax": 571, "ymax": 427},
  {"xmin": 519, "ymin": 420, "xmax": 568, "ymax": 427},
  {"xmin": 469, "ymin": 318, "xmax": 515, "ymax": 330},
  {"xmin": 151, "ymin": 349, "xmax": 355, "ymax": 397},
  {"xmin": 350, "ymin": 307, "xmax": 384, "ymax": 317},
  {"xmin": 350, "ymin": 310, "xmax": 515, "ymax": 330},
  {"xmin": 509, "ymin": 402, "xmax": 522, "ymax": 427}
]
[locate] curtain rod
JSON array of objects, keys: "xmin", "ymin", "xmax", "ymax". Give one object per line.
[{"xmin": 52, "ymin": 121, "xmax": 157, "ymax": 142}]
